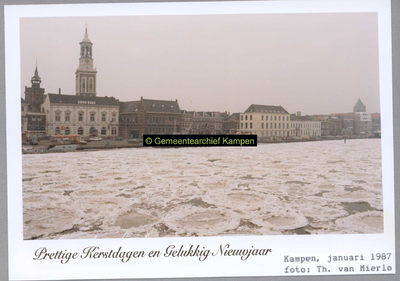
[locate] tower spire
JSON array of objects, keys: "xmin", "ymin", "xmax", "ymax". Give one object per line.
[
  {"xmin": 76, "ymin": 24, "xmax": 96, "ymax": 97},
  {"xmin": 85, "ymin": 22, "xmax": 88, "ymax": 38},
  {"xmin": 31, "ymin": 61, "xmax": 41, "ymax": 85}
]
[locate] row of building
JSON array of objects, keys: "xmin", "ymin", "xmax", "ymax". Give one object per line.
[{"xmin": 21, "ymin": 28, "xmax": 381, "ymax": 141}]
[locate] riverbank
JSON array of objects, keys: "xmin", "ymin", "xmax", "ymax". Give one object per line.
[{"xmin": 22, "ymin": 136, "xmax": 379, "ymax": 153}]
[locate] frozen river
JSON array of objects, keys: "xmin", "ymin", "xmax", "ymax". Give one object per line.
[{"xmin": 22, "ymin": 139, "xmax": 383, "ymax": 239}]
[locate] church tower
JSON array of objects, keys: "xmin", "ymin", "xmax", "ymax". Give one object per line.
[
  {"xmin": 353, "ymin": 98, "xmax": 366, "ymax": 113},
  {"xmin": 76, "ymin": 25, "xmax": 97, "ymax": 97},
  {"xmin": 24, "ymin": 64, "xmax": 45, "ymax": 112}
]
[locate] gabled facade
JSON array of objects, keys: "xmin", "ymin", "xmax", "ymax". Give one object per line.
[{"xmin": 119, "ymin": 97, "xmax": 181, "ymax": 138}]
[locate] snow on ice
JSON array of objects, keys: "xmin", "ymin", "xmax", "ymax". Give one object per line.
[{"xmin": 22, "ymin": 139, "xmax": 383, "ymax": 239}]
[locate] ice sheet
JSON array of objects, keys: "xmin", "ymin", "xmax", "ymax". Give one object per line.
[{"xmin": 22, "ymin": 139, "xmax": 383, "ymax": 239}]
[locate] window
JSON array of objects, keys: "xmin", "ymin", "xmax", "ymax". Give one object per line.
[
  {"xmin": 266, "ymin": 116, "xmax": 268, "ymax": 121},
  {"xmin": 245, "ymin": 115, "xmax": 248, "ymax": 121},
  {"xmin": 250, "ymin": 115, "xmax": 252, "ymax": 120},
  {"xmin": 65, "ymin": 127, "xmax": 70, "ymax": 135},
  {"xmin": 112, "ymin": 114, "xmax": 116, "ymax": 122},
  {"xmin": 32, "ymin": 116, "xmax": 36, "ymax": 121},
  {"xmin": 250, "ymin": 123, "xmax": 252, "ymax": 129},
  {"xmin": 261, "ymin": 115, "xmax": 264, "ymax": 121},
  {"xmin": 90, "ymin": 113, "xmax": 95, "ymax": 122},
  {"xmin": 78, "ymin": 127, "xmax": 84, "ymax": 135},
  {"xmin": 89, "ymin": 77, "xmax": 93, "ymax": 92},
  {"xmin": 274, "ymin": 123, "xmax": 277, "ymax": 129},
  {"xmin": 55, "ymin": 127, "xmax": 60, "ymax": 135},
  {"xmin": 21, "ymin": 106, "xmax": 24, "ymax": 111},
  {"xmin": 101, "ymin": 127, "xmax": 107, "ymax": 135},
  {"xmin": 111, "ymin": 128, "xmax": 115, "ymax": 135},
  {"xmin": 278, "ymin": 116, "xmax": 281, "ymax": 121},
  {"xmin": 79, "ymin": 113, "xmax": 83, "ymax": 122},
  {"xmin": 37, "ymin": 117, "xmax": 42, "ymax": 122},
  {"xmin": 241, "ymin": 115, "xmax": 243, "ymax": 121},
  {"xmin": 274, "ymin": 116, "xmax": 277, "ymax": 121},
  {"xmin": 81, "ymin": 77, "xmax": 87, "ymax": 92},
  {"xmin": 266, "ymin": 123, "xmax": 268, "ymax": 129},
  {"xmin": 245, "ymin": 123, "xmax": 248, "ymax": 129},
  {"xmin": 55, "ymin": 114, "xmax": 60, "ymax": 122},
  {"xmin": 261, "ymin": 123, "xmax": 264, "ymax": 129},
  {"xmin": 279, "ymin": 123, "xmax": 281, "ymax": 129},
  {"xmin": 65, "ymin": 114, "xmax": 70, "ymax": 122},
  {"xmin": 102, "ymin": 114, "xmax": 106, "ymax": 122},
  {"xmin": 241, "ymin": 123, "xmax": 243, "ymax": 129},
  {"xmin": 90, "ymin": 127, "xmax": 97, "ymax": 135}
]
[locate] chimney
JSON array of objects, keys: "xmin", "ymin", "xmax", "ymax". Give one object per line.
[
  {"xmin": 141, "ymin": 96, "xmax": 143, "ymax": 100},
  {"xmin": 59, "ymin": 88, "xmax": 61, "ymax": 95}
]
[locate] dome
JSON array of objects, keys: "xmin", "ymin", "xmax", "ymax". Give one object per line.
[
  {"xmin": 82, "ymin": 37, "xmax": 91, "ymax": 43},
  {"xmin": 81, "ymin": 28, "xmax": 91, "ymax": 43}
]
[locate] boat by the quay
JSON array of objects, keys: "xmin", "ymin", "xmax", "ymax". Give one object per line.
[{"xmin": 22, "ymin": 144, "xmax": 78, "ymax": 154}]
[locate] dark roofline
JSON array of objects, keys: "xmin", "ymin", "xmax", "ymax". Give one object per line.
[
  {"xmin": 47, "ymin": 94, "xmax": 119, "ymax": 106},
  {"xmin": 244, "ymin": 104, "xmax": 289, "ymax": 114}
]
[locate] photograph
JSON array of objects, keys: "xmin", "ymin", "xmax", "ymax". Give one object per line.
[{"xmin": 20, "ymin": 12, "xmax": 383, "ymax": 240}]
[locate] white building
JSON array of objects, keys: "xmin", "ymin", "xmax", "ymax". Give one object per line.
[
  {"xmin": 239, "ymin": 104, "xmax": 290, "ymax": 139},
  {"xmin": 354, "ymin": 112, "xmax": 372, "ymax": 136},
  {"xmin": 290, "ymin": 112, "xmax": 321, "ymax": 138},
  {"xmin": 42, "ymin": 93, "xmax": 119, "ymax": 137}
]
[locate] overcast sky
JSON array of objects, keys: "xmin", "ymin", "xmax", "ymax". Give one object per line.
[{"xmin": 20, "ymin": 13, "xmax": 380, "ymax": 115}]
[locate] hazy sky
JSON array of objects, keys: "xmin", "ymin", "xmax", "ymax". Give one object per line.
[{"xmin": 20, "ymin": 13, "xmax": 380, "ymax": 114}]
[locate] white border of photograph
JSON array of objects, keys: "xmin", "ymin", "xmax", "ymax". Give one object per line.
[{"xmin": 5, "ymin": 0, "xmax": 395, "ymax": 280}]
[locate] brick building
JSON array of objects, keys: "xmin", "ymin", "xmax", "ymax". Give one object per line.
[{"xmin": 119, "ymin": 97, "xmax": 181, "ymax": 138}]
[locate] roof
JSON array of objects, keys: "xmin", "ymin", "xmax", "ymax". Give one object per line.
[
  {"xmin": 225, "ymin": 113, "xmax": 240, "ymax": 121},
  {"xmin": 21, "ymin": 98, "xmax": 28, "ymax": 104},
  {"xmin": 47, "ymin": 94, "xmax": 119, "ymax": 106},
  {"xmin": 142, "ymin": 99, "xmax": 181, "ymax": 113},
  {"xmin": 183, "ymin": 111, "xmax": 228, "ymax": 118},
  {"xmin": 244, "ymin": 104, "xmax": 289, "ymax": 114},
  {"xmin": 290, "ymin": 114, "xmax": 320, "ymax": 122},
  {"xmin": 354, "ymin": 98, "xmax": 365, "ymax": 107},
  {"xmin": 120, "ymin": 98, "xmax": 181, "ymax": 114},
  {"xmin": 120, "ymin": 101, "xmax": 141, "ymax": 113}
]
